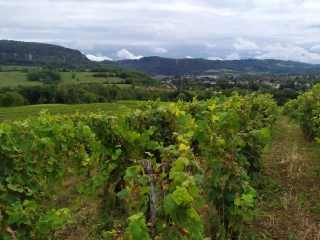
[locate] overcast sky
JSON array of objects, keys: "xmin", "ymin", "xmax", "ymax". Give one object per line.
[{"xmin": 2, "ymin": 0, "xmax": 320, "ymax": 63}]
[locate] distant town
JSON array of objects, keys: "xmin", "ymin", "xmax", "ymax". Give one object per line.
[{"xmin": 151, "ymin": 73, "xmax": 317, "ymax": 91}]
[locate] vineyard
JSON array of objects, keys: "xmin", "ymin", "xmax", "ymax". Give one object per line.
[
  {"xmin": 0, "ymin": 101, "xmax": 140, "ymax": 122},
  {"xmin": 284, "ymin": 84, "xmax": 320, "ymax": 141},
  {"xmin": 0, "ymin": 92, "xmax": 280, "ymax": 239}
]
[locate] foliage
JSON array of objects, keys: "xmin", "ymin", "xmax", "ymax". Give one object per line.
[
  {"xmin": 283, "ymin": 83, "xmax": 320, "ymax": 140},
  {"xmin": 27, "ymin": 68, "xmax": 61, "ymax": 83},
  {"xmin": 0, "ymin": 101, "xmax": 139, "ymax": 122},
  {"xmin": 91, "ymin": 67, "xmax": 157, "ymax": 86},
  {"xmin": 0, "ymin": 94, "xmax": 277, "ymax": 239}
]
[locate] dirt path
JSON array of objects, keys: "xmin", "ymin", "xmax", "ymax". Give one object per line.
[{"xmin": 253, "ymin": 115, "xmax": 320, "ymax": 239}]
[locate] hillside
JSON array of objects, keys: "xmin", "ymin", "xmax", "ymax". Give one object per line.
[
  {"xmin": 0, "ymin": 40, "xmax": 102, "ymax": 70},
  {"xmin": 2, "ymin": 40, "xmax": 320, "ymax": 76},
  {"xmin": 117, "ymin": 56, "xmax": 320, "ymax": 75}
]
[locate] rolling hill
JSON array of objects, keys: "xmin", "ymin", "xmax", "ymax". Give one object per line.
[
  {"xmin": 0, "ymin": 40, "xmax": 113, "ymax": 70},
  {"xmin": 117, "ymin": 56, "xmax": 320, "ymax": 75},
  {"xmin": 1, "ymin": 40, "xmax": 320, "ymax": 76}
]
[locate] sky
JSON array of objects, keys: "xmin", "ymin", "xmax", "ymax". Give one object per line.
[{"xmin": 2, "ymin": 0, "xmax": 320, "ymax": 63}]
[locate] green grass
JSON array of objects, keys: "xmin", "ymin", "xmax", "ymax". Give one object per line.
[
  {"xmin": 0, "ymin": 101, "xmax": 140, "ymax": 122},
  {"xmin": 0, "ymin": 65, "xmax": 41, "ymax": 71},
  {"xmin": 60, "ymin": 72, "xmax": 124, "ymax": 84},
  {"xmin": 0, "ymin": 72, "xmax": 42, "ymax": 87},
  {"xmin": 0, "ymin": 69, "xmax": 125, "ymax": 87},
  {"xmin": 247, "ymin": 115, "xmax": 320, "ymax": 239}
]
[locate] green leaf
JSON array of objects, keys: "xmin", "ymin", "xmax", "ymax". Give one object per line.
[
  {"xmin": 140, "ymin": 186, "xmax": 150, "ymax": 195},
  {"xmin": 5, "ymin": 176, "xmax": 14, "ymax": 184},
  {"xmin": 138, "ymin": 176, "xmax": 150, "ymax": 185},
  {"xmin": 196, "ymin": 132, "xmax": 209, "ymax": 142},
  {"xmin": 145, "ymin": 141, "xmax": 159, "ymax": 150},
  {"xmin": 117, "ymin": 189, "xmax": 129, "ymax": 200},
  {"xmin": 26, "ymin": 201, "xmax": 37, "ymax": 211},
  {"xmin": 125, "ymin": 167, "xmax": 139, "ymax": 179},
  {"xmin": 242, "ymin": 193, "xmax": 254, "ymax": 203},
  {"xmin": 177, "ymin": 114, "xmax": 192, "ymax": 125},
  {"xmin": 186, "ymin": 208, "xmax": 200, "ymax": 221},
  {"xmin": 189, "ymin": 186, "xmax": 199, "ymax": 197},
  {"xmin": 172, "ymin": 188, "xmax": 193, "ymax": 205},
  {"xmin": 7, "ymin": 183, "xmax": 17, "ymax": 191},
  {"xmin": 128, "ymin": 212, "xmax": 144, "ymax": 221},
  {"xmin": 187, "ymin": 220, "xmax": 203, "ymax": 237},
  {"xmin": 164, "ymin": 194, "xmax": 177, "ymax": 213}
]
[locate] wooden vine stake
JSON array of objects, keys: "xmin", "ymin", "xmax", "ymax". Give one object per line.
[{"xmin": 139, "ymin": 160, "xmax": 157, "ymax": 239}]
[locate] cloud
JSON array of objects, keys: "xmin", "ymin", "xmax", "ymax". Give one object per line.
[
  {"xmin": 225, "ymin": 53, "xmax": 240, "ymax": 60},
  {"xmin": 255, "ymin": 43, "xmax": 320, "ymax": 63},
  {"xmin": 150, "ymin": 47, "xmax": 168, "ymax": 53},
  {"xmin": 310, "ymin": 45, "xmax": 320, "ymax": 53},
  {"xmin": 2, "ymin": 0, "xmax": 320, "ymax": 63},
  {"xmin": 204, "ymin": 41, "xmax": 216, "ymax": 48},
  {"xmin": 186, "ymin": 56, "xmax": 194, "ymax": 59},
  {"xmin": 233, "ymin": 37, "xmax": 258, "ymax": 51},
  {"xmin": 71, "ymin": 40, "xmax": 93, "ymax": 51},
  {"xmin": 117, "ymin": 49, "xmax": 143, "ymax": 60},
  {"xmin": 208, "ymin": 56, "xmax": 223, "ymax": 60},
  {"xmin": 86, "ymin": 53, "xmax": 113, "ymax": 61}
]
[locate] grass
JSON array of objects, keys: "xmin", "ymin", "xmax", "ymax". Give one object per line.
[
  {"xmin": 246, "ymin": 115, "xmax": 320, "ymax": 239},
  {"xmin": 0, "ymin": 72, "xmax": 42, "ymax": 87},
  {"xmin": 60, "ymin": 72, "xmax": 124, "ymax": 84},
  {"xmin": 0, "ymin": 101, "xmax": 140, "ymax": 122},
  {"xmin": 205, "ymin": 68, "xmax": 235, "ymax": 73},
  {"xmin": 0, "ymin": 67, "xmax": 125, "ymax": 87},
  {"xmin": 0, "ymin": 65, "xmax": 41, "ymax": 71}
]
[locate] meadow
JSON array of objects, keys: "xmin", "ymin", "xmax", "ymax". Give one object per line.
[{"xmin": 0, "ymin": 66, "xmax": 125, "ymax": 87}]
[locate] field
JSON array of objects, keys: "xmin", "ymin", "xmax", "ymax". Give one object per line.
[
  {"xmin": 205, "ymin": 68, "xmax": 235, "ymax": 73},
  {"xmin": 0, "ymin": 72, "xmax": 42, "ymax": 87},
  {"xmin": 0, "ymin": 66, "xmax": 124, "ymax": 87},
  {"xmin": 0, "ymin": 101, "xmax": 139, "ymax": 122},
  {"xmin": 60, "ymin": 72, "xmax": 124, "ymax": 84},
  {"xmin": 0, "ymin": 65, "xmax": 42, "ymax": 71}
]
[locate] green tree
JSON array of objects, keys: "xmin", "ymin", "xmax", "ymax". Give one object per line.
[
  {"xmin": 0, "ymin": 92, "xmax": 15, "ymax": 107},
  {"xmin": 176, "ymin": 93, "xmax": 186, "ymax": 101}
]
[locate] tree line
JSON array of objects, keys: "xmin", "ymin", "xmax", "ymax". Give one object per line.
[{"xmin": 0, "ymin": 81, "xmax": 303, "ymax": 107}]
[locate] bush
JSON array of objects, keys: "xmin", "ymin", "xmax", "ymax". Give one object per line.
[
  {"xmin": 92, "ymin": 73, "xmax": 107, "ymax": 77},
  {"xmin": 27, "ymin": 68, "xmax": 61, "ymax": 83}
]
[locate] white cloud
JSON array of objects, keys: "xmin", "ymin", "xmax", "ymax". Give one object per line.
[
  {"xmin": 310, "ymin": 45, "xmax": 320, "ymax": 53},
  {"xmin": 233, "ymin": 37, "xmax": 258, "ymax": 51},
  {"xmin": 3, "ymin": 0, "xmax": 320, "ymax": 63},
  {"xmin": 255, "ymin": 43, "xmax": 320, "ymax": 63},
  {"xmin": 150, "ymin": 47, "xmax": 168, "ymax": 53},
  {"xmin": 86, "ymin": 53, "xmax": 113, "ymax": 61},
  {"xmin": 225, "ymin": 53, "xmax": 240, "ymax": 60},
  {"xmin": 204, "ymin": 41, "xmax": 216, "ymax": 48},
  {"xmin": 208, "ymin": 56, "xmax": 223, "ymax": 60},
  {"xmin": 186, "ymin": 56, "xmax": 194, "ymax": 59},
  {"xmin": 117, "ymin": 49, "xmax": 143, "ymax": 60}
]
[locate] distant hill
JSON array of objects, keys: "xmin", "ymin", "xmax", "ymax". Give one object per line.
[
  {"xmin": 0, "ymin": 40, "xmax": 102, "ymax": 70},
  {"xmin": 0, "ymin": 40, "xmax": 158, "ymax": 86},
  {"xmin": 2, "ymin": 40, "xmax": 320, "ymax": 76},
  {"xmin": 117, "ymin": 56, "xmax": 320, "ymax": 75}
]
